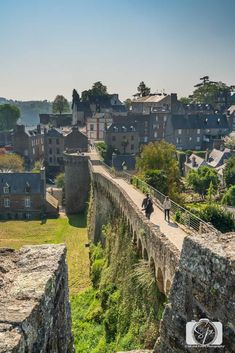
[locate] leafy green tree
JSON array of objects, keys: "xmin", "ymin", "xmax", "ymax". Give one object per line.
[
  {"xmin": 55, "ymin": 172, "xmax": 65, "ymax": 188},
  {"xmin": 206, "ymin": 181, "xmax": 216, "ymax": 203},
  {"xmin": 222, "ymin": 185, "xmax": 235, "ymax": 206},
  {"xmin": 224, "ymin": 156, "xmax": 235, "ymax": 187},
  {"xmin": 137, "ymin": 81, "xmax": 151, "ymax": 97},
  {"xmin": 52, "ymin": 95, "xmax": 70, "ymax": 115},
  {"xmin": 187, "ymin": 203, "xmax": 235, "ymax": 233},
  {"xmin": 0, "ymin": 154, "xmax": 24, "ymax": 172},
  {"xmin": 137, "ymin": 141, "xmax": 181, "ymax": 199},
  {"xmin": 81, "ymin": 81, "xmax": 108, "ymax": 101},
  {"xmin": 192, "ymin": 81, "xmax": 231, "ymax": 106},
  {"xmin": 0, "ymin": 104, "xmax": 20, "ymax": 130},
  {"xmin": 224, "ymin": 136, "xmax": 235, "ymax": 150},
  {"xmin": 123, "ymin": 98, "xmax": 132, "ymax": 110},
  {"xmin": 187, "ymin": 166, "xmax": 219, "ymax": 197},
  {"xmin": 179, "ymin": 97, "xmax": 191, "ymax": 105},
  {"xmin": 143, "ymin": 169, "xmax": 168, "ymax": 195}
]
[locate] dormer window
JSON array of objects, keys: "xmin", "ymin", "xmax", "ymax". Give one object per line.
[
  {"xmin": 3, "ymin": 183, "xmax": 10, "ymax": 194},
  {"xmin": 25, "ymin": 182, "xmax": 31, "ymax": 193}
]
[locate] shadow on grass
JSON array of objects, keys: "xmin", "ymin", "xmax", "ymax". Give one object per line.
[{"xmin": 68, "ymin": 212, "xmax": 87, "ymax": 228}]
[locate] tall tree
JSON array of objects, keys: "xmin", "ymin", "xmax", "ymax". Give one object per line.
[
  {"xmin": 0, "ymin": 154, "xmax": 24, "ymax": 172},
  {"xmin": 52, "ymin": 95, "xmax": 70, "ymax": 115},
  {"xmin": 0, "ymin": 104, "xmax": 20, "ymax": 130},
  {"xmin": 81, "ymin": 81, "xmax": 108, "ymax": 102},
  {"xmin": 137, "ymin": 81, "xmax": 151, "ymax": 97},
  {"xmin": 136, "ymin": 141, "xmax": 181, "ymax": 199},
  {"xmin": 224, "ymin": 156, "xmax": 235, "ymax": 187}
]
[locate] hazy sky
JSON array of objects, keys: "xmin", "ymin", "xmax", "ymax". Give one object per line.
[{"xmin": 0, "ymin": 0, "xmax": 235, "ymax": 101}]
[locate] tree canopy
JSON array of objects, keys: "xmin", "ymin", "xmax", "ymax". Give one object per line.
[
  {"xmin": 186, "ymin": 166, "xmax": 219, "ymax": 197},
  {"xmin": 180, "ymin": 77, "xmax": 234, "ymax": 108},
  {"xmin": 137, "ymin": 81, "xmax": 151, "ymax": 97},
  {"xmin": 222, "ymin": 185, "xmax": 235, "ymax": 207},
  {"xmin": 224, "ymin": 156, "xmax": 235, "ymax": 187},
  {"xmin": 55, "ymin": 172, "xmax": 65, "ymax": 188},
  {"xmin": 0, "ymin": 104, "xmax": 20, "ymax": 130},
  {"xmin": 136, "ymin": 141, "xmax": 181, "ymax": 199},
  {"xmin": 52, "ymin": 95, "xmax": 70, "ymax": 115},
  {"xmin": 0, "ymin": 154, "xmax": 24, "ymax": 172},
  {"xmin": 81, "ymin": 81, "xmax": 108, "ymax": 102}
]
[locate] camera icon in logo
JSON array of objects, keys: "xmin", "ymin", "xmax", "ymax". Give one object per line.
[{"xmin": 186, "ymin": 318, "xmax": 223, "ymax": 346}]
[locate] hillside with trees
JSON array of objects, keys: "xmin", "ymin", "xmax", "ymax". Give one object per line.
[{"xmin": 0, "ymin": 97, "xmax": 53, "ymax": 126}]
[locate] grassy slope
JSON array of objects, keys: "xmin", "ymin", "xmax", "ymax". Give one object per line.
[{"xmin": 0, "ymin": 214, "xmax": 90, "ymax": 295}]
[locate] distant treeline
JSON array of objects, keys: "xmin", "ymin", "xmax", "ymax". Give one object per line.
[{"xmin": 0, "ymin": 97, "xmax": 53, "ymax": 126}]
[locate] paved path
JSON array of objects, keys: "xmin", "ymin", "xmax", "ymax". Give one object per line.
[{"xmin": 88, "ymin": 150, "xmax": 187, "ymax": 251}]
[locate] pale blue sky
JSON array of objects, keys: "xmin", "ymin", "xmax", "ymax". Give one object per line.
[{"xmin": 0, "ymin": 0, "xmax": 234, "ymax": 101}]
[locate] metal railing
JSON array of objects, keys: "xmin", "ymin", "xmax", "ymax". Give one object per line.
[{"xmin": 93, "ymin": 157, "xmax": 217, "ymax": 235}]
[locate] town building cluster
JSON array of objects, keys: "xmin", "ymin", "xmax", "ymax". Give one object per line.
[{"xmin": 0, "ymin": 86, "xmax": 235, "ymax": 219}]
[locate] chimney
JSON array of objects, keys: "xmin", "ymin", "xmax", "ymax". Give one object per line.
[
  {"xmin": 205, "ymin": 149, "xmax": 209, "ymax": 162},
  {"xmin": 192, "ymin": 155, "xmax": 196, "ymax": 167},
  {"xmin": 170, "ymin": 93, "xmax": 178, "ymax": 113},
  {"xmin": 16, "ymin": 124, "xmax": 25, "ymax": 133},
  {"xmin": 186, "ymin": 154, "xmax": 190, "ymax": 163},
  {"xmin": 37, "ymin": 124, "xmax": 41, "ymax": 134}
]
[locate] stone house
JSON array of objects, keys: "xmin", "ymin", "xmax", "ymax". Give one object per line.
[
  {"xmin": 131, "ymin": 93, "xmax": 182, "ymax": 115},
  {"xmin": 227, "ymin": 105, "xmax": 235, "ymax": 131},
  {"xmin": 44, "ymin": 128, "xmax": 64, "ymax": 172},
  {"xmin": 104, "ymin": 122, "xmax": 139, "ymax": 155},
  {"xmin": 86, "ymin": 113, "xmax": 113, "ymax": 142},
  {"xmin": 0, "ymin": 130, "xmax": 13, "ymax": 147},
  {"xmin": 39, "ymin": 114, "xmax": 72, "ymax": 127},
  {"xmin": 184, "ymin": 154, "xmax": 208, "ymax": 175},
  {"xmin": 13, "ymin": 125, "xmax": 45, "ymax": 168},
  {"xmin": 0, "ymin": 168, "xmax": 46, "ymax": 220},
  {"xmin": 64, "ymin": 126, "xmax": 88, "ymax": 152},
  {"xmin": 44, "ymin": 127, "xmax": 88, "ymax": 174},
  {"xmin": 165, "ymin": 114, "xmax": 230, "ymax": 150}
]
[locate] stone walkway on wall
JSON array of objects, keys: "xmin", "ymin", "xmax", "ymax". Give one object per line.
[{"xmin": 88, "ymin": 150, "xmax": 187, "ymax": 251}]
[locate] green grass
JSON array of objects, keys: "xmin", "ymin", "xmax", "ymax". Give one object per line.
[{"xmin": 0, "ymin": 214, "xmax": 90, "ymax": 295}]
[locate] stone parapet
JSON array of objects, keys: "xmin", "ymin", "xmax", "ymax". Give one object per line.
[{"xmin": 0, "ymin": 244, "xmax": 73, "ymax": 353}]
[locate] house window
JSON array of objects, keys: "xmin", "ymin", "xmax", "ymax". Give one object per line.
[
  {"xmin": 112, "ymin": 136, "xmax": 116, "ymax": 142},
  {"xmin": 42, "ymin": 145, "xmax": 44, "ymax": 152},
  {"xmin": 144, "ymin": 136, "xmax": 148, "ymax": 143},
  {"xmin": 49, "ymin": 157, "xmax": 53, "ymax": 163},
  {"xmin": 131, "ymin": 135, "xmax": 134, "ymax": 141},
  {"xmin": 178, "ymin": 129, "xmax": 182, "ymax": 135},
  {"xmin": 189, "ymin": 137, "xmax": 192, "ymax": 141},
  {"xmin": 4, "ymin": 198, "xmax": 10, "ymax": 208},
  {"xmin": 56, "ymin": 139, "xmax": 59, "ymax": 145},
  {"xmin": 164, "ymin": 115, "xmax": 167, "ymax": 122},
  {"xmin": 154, "ymin": 131, "xmax": 158, "ymax": 138},
  {"xmin": 25, "ymin": 197, "xmax": 31, "ymax": 208},
  {"xmin": 197, "ymin": 137, "xmax": 200, "ymax": 142},
  {"xmin": 49, "ymin": 148, "xmax": 52, "ymax": 154},
  {"xmin": 3, "ymin": 186, "xmax": 9, "ymax": 194},
  {"xmin": 26, "ymin": 213, "xmax": 31, "ymax": 219},
  {"xmin": 32, "ymin": 147, "xmax": 35, "ymax": 155},
  {"xmin": 197, "ymin": 129, "xmax": 200, "ymax": 134},
  {"xmin": 49, "ymin": 138, "xmax": 52, "ymax": 144},
  {"xmin": 156, "ymin": 117, "xmax": 158, "ymax": 122},
  {"xmin": 56, "ymin": 148, "xmax": 60, "ymax": 154},
  {"xmin": 131, "ymin": 144, "xmax": 134, "ymax": 150},
  {"xmin": 90, "ymin": 124, "xmax": 94, "ymax": 131},
  {"xmin": 176, "ymin": 137, "xmax": 181, "ymax": 144}
]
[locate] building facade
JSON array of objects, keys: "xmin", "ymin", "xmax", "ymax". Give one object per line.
[
  {"xmin": 104, "ymin": 122, "xmax": 139, "ymax": 155},
  {"xmin": 0, "ymin": 169, "xmax": 46, "ymax": 220},
  {"xmin": 13, "ymin": 125, "xmax": 45, "ymax": 168}
]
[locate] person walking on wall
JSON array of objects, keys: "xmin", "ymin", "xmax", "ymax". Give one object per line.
[
  {"xmin": 163, "ymin": 196, "xmax": 171, "ymax": 222},
  {"xmin": 142, "ymin": 193, "xmax": 154, "ymax": 220}
]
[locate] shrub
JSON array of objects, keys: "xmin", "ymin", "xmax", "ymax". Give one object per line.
[
  {"xmin": 55, "ymin": 172, "xmax": 65, "ymax": 188},
  {"xmin": 222, "ymin": 185, "xmax": 235, "ymax": 206},
  {"xmin": 91, "ymin": 258, "xmax": 105, "ymax": 288}
]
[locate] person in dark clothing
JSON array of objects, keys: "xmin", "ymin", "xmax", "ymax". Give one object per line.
[{"xmin": 142, "ymin": 194, "xmax": 154, "ymax": 220}]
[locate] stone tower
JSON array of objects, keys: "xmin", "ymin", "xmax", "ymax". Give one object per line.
[{"xmin": 64, "ymin": 152, "xmax": 90, "ymax": 214}]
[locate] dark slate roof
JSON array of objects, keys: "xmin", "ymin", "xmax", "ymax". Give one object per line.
[
  {"xmin": 46, "ymin": 128, "xmax": 63, "ymax": 137},
  {"xmin": 0, "ymin": 172, "xmax": 43, "ymax": 194},
  {"xmin": 107, "ymin": 122, "xmax": 137, "ymax": 133},
  {"xmin": 171, "ymin": 114, "xmax": 229, "ymax": 130}
]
